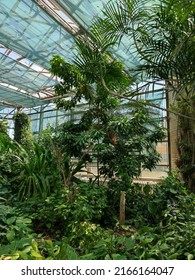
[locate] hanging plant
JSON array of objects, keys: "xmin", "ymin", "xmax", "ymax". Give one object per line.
[{"xmin": 13, "ymin": 111, "xmax": 33, "ymax": 148}]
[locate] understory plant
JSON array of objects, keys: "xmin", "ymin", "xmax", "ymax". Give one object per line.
[
  {"xmin": 0, "ymin": 170, "xmax": 195, "ymax": 260},
  {"xmin": 0, "ymin": 121, "xmax": 19, "ymax": 189},
  {"xmin": 20, "ymin": 180, "xmax": 107, "ymax": 238},
  {"xmin": 12, "ymin": 143, "xmax": 61, "ymax": 200}
]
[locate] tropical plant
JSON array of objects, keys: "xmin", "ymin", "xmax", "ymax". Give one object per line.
[
  {"xmin": 20, "ymin": 181, "xmax": 107, "ymax": 238},
  {"xmin": 0, "ymin": 182, "xmax": 34, "ymax": 248},
  {"xmin": 0, "ymin": 119, "xmax": 9, "ymax": 133},
  {"xmin": 93, "ymin": 0, "xmax": 195, "ymax": 88},
  {"xmin": 0, "ymin": 119, "xmax": 13, "ymax": 154},
  {"xmin": 0, "ymin": 123, "xmax": 19, "ymax": 189},
  {"xmin": 12, "ymin": 143, "xmax": 61, "ymax": 200},
  {"xmin": 91, "ymin": 0, "xmax": 195, "ymax": 191},
  {"xmin": 13, "ymin": 110, "xmax": 33, "ymax": 149},
  {"xmin": 34, "ymin": 124, "xmax": 88, "ymax": 191},
  {"xmin": 50, "ymin": 39, "xmax": 165, "ymax": 188},
  {"xmin": 0, "ymin": 237, "xmax": 80, "ymax": 260}
]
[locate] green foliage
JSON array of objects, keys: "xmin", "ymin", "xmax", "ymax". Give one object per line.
[
  {"xmin": 20, "ymin": 181, "xmax": 107, "ymax": 238},
  {"xmin": 50, "ymin": 55, "xmax": 93, "ymax": 110},
  {"xmin": 94, "ymin": 0, "xmax": 195, "ymax": 86},
  {"xmin": 97, "ymin": 105, "xmax": 165, "ymax": 182},
  {"xmin": 53, "ymin": 122, "xmax": 92, "ymax": 189},
  {"xmin": 123, "ymin": 171, "xmax": 190, "ymax": 227},
  {"xmin": 68, "ymin": 221, "xmax": 110, "ymax": 254},
  {"xmin": 0, "ymin": 238, "xmax": 80, "ymax": 260},
  {"xmin": 0, "ymin": 171, "xmax": 194, "ymax": 260},
  {"xmin": 13, "ymin": 111, "xmax": 33, "ymax": 148},
  {"xmin": 55, "ymin": 122, "xmax": 91, "ymax": 158},
  {"xmin": 0, "ymin": 184, "xmax": 33, "ymax": 249},
  {"xmin": 174, "ymin": 96, "xmax": 195, "ymax": 192},
  {"xmin": 12, "ymin": 143, "xmax": 61, "ymax": 200},
  {"xmin": 51, "ymin": 94, "xmax": 165, "ymax": 190},
  {"xmin": 22, "ymin": 189, "xmax": 71, "ymax": 238},
  {"xmin": 0, "ymin": 119, "xmax": 9, "ymax": 134},
  {"xmin": 0, "ymin": 119, "xmax": 13, "ymax": 155},
  {"xmin": 50, "ymin": 31, "xmax": 132, "ymax": 111},
  {"xmin": 0, "ymin": 132, "xmax": 19, "ymax": 191},
  {"xmin": 72, "ymin": 182, "xmax": 107, "ymax": 222},
  {"xmin": 0, "ymin": 153, "xmax": 11, "ymax": 187},
  {"xmin": 34, "ymin": 124, "xmax": 88, "ymax": 190},
  {"xmin": 1, "ymin": 1, "xmax": 195, "ymax": 260},
  {"xmin": 39, "ymin": 238, "xmax": 80, "ymax": 260},
  {"xmin": 80, "ymin": 171, "xmax": 194, "ymax": 260},
  {"xmin": 92, "ymin": 0, "xmax": 195, "ymax": 191},
  {"xmin": 121, "ymin": 172, "xmax": 195, "ymax": 259},
  {"xmin": 50, "ymin": 31, "xmax": 165, "ymax": 191}
]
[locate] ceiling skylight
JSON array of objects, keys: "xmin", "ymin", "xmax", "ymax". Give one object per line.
[{"xmin": 36, "ymin": 0, "xmax": 81, "ymax": 35}]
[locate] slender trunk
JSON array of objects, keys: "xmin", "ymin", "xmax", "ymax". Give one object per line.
[{"xmin": 97, "ymin": 103, "xmax": 100, "ymax": 186}]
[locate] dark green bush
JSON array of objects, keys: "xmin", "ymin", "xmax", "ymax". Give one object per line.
[{"xmin": 20, "ymin": 181, "xmax": 107, "ymax": 239}]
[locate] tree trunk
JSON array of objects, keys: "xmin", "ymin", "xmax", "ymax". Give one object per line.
[{"xmin": 177, "ymin": 102, "xmax": 195, "ymax": 193}]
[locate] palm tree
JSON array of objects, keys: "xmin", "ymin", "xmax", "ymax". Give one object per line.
[{"xmin": 91, "ymin": 0, "xmax": 195, "ymax": 192}]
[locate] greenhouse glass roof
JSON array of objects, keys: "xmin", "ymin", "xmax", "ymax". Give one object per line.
[
  {"xmin": 0, "ymin": 0, "xmax": 159, "ymax": 111},
  {"xmin": 0, "ymin": 0, "xmax": 113, "ymax": 109}
]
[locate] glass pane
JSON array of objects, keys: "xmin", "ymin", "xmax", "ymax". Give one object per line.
[
  {"xmin": 0, "ymin": 0, "xmax": 75, "ymax": 69},
  {"xmin": 0, "ymin": 86, "xmax": 48, "ymax": 107}
]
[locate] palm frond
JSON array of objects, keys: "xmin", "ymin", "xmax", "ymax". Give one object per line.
[{"xmin": 94, "ymin": 0, "xmax": 153, "ymax": 46}]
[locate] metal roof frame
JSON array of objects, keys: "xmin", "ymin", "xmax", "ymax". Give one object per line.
[{"xmin": 0, "ymin": 0, "xmax": 164, "ymax": 112}]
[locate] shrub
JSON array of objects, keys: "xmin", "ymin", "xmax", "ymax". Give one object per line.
[{"xmin": 20, "ymin": 181, "xmax": 107, "ymax": 238}]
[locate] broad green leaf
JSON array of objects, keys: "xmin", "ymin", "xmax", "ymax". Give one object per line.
[
  {"xmin": 6, "ymin": 217, "xmax": 16, "ymax": 225},
  {"xmin": 31, "ymin": 250, "xmax": 44, "ymax": 260},
  {"xmin": 112, "ymin": 254, "xmax": 127, "ymax": 260},
  {"xmin": 159, "ymin": 243, "xmax": 169, "ymax": 251},
  {"xmin": 6, "ymin": 231, "xmax": 15, "ymax": 242},
  {"xmin": 125, "ymin": 238, "xmax": 135, "ymax": 250}
]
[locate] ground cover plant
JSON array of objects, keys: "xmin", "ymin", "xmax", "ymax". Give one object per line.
[
  {"xmin": 0, "ymin": 167, "xmax": 194, "ymax": 260},
  {"xmin": 0, "ymin": 118, "xmax": 195, "ymax": 260}
]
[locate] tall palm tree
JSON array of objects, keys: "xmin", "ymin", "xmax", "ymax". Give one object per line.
[{"xmin": 91, "ymin": 0, "xmax": 195, "ymax": 191}]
